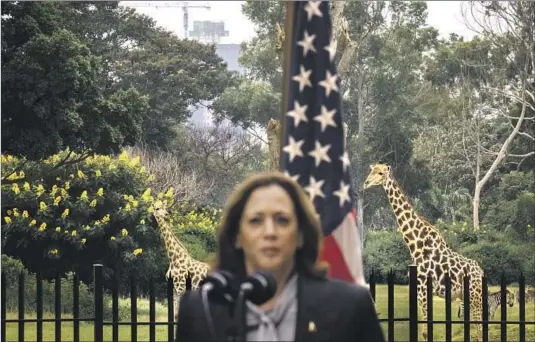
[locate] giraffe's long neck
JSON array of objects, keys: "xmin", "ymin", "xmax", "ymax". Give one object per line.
[
  {"xmin": 156, "ymin": 218, "xmax": 190, "ymax": 266},
  {"xmin": 383, "ymin": 176, "xmax": 431, "ymax": 260}
]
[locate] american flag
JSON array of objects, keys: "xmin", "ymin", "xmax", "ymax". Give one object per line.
[{"xmin": 281, "ymin": 0, "xmax": 365, "ymax": 285}]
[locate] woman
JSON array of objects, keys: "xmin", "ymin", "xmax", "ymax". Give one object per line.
[{"xmin": 176, "ymin": 172, "xmax": 384, "ymax": 342}]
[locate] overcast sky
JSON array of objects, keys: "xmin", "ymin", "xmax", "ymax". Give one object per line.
[{"xmin": 119, "ymin": 1, "xmax": 479, "ymax": 44}]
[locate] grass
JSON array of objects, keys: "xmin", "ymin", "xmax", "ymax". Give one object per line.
[
  {"xmin": 373, "ymin": 285, "xmax": 535, "ymax": 341},
  {"xmin": 4, "ymin": 285, "xmax": 535, "ymax": 341}
]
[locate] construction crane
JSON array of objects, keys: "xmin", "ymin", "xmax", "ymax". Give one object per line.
[{"xmin": 120, "ymin": 1, "xmax": 211, "ymax": 39}]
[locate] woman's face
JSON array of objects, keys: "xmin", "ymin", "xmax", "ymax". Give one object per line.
[{"xmin": 236, "ymin": 184, "xmax": 302, "ymax": 276}]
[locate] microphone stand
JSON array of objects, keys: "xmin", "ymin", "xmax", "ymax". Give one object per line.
[
  {"xmin": 201, "ymin": 285, "xmax": 217, "ymax": 341},
  {"xmin": 233, "ymin": 285, "xmax": 252, "ymax": 342}
]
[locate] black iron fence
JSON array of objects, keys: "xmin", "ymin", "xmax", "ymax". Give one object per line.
[
  {"xmin": 1, "ymin": 264, "xmax": 534, "ymax": 342},
  {"xmin": 369, "ymin": 266, "xmax": 534, "ymax": 342}
]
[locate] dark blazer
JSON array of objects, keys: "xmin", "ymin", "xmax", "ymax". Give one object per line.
[{"xmin": 176, "ymin": 273, "xmax": 385, "ymax": 342}]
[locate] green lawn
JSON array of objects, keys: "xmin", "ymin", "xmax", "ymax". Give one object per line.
[
  {"xmin": 4, "ymin": 285, "xmax": 535, "ymax": 341},
  {"xmin": 373, "ymin": 285, "xmax": 535, "ymax": 341}
]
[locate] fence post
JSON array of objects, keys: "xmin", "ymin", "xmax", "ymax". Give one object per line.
[
  {"xmin": 409, "ymin": 265, "xmax": 418, "ymax": 342},
  {"xmin": 149, "ymin": 277, "xmax": 156, "ymax": 342},
  {"xmin": 130, "ymin": 273, "xmax": 138, "ymax": 342},
  {"xmin": 482, "ymin": 274, "xmax": 488, "ymax": 342},
  {"xmin": 517, "ymin": 273, "xmax": 526, "ymax": 342},
  {"xmin": 94, "ymin": 264, "xmax": 103, "ymax": 342},
  {"xmin": 445, "ymin": 273, "xmax": 452, "ymax": 342},
  {"xmin": 167, "ymin": 276, "xmax": 174, "ymax": 342},
  {"xmin": 369, "ymin": 269, "xmax": 376, "ymax": 302},
  {"xmin": 519, "ymin": 272, "xmax": 525, "ymax": 342},
  {"xmin": 18, "ymin": 271, "xmax": 25, "ymax": 342},
  {"xmin": 112, "ymin": 270, "xmax": 119, "ymax": 342},
  {"xmin": 36, "ymin": 272, "xmax": 43, "ymax": 342},
  {"xmin": 463, "ymin": 275, "xmax": 470, "ymax": 342},
  {"xmin": 1, "ymin": 272, "xmax": 6, "ymax": 342},
  {"xmin": 73, "ymin": 271, "xmax": 80, "ymax": 342},
  {"xmin": 500, "ymin": 272, "xmax": 507, "ymax": 342},
  {"xmin": 426, "ymin": 273, "xmax": 433, "ymax": 342},
  {"xmin": 387, "ymin": 269, "xmax": 394, "ymax": 342}
]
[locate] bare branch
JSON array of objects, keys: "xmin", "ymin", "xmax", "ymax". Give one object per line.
[{"xmin": 126, "ymin": 144, "xmax": 215, "ymax": 205}]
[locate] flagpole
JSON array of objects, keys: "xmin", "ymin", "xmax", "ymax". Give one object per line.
[{"xmin": 278, "ymin": 1, "xmax": 295, "ymax": 171}]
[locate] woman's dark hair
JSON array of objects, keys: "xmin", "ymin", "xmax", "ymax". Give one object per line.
[{"xmin": 210, "ymin": 171, "xmax": 328, "ymax": 280}]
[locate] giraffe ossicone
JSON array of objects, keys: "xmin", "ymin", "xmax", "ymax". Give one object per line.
[{"xmin": 364, "ymin": 163, "xmax": 486, "ymax": 342}]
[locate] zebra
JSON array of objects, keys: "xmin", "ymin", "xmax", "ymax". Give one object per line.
[{"xmin": 457, "ymin": 289, "xmax": 515, "ymax": 319}]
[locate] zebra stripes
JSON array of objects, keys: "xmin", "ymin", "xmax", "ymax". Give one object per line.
[{"xmin": 457, "ymin": 290, "xmax": 515, "ymax": 319}]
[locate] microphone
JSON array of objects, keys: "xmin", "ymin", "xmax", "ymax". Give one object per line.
[
  {"xmin": 200, "ymin": 270, "xmax": 236, "ymax": 340},
  {"xmin": 199, "ymin": 270, "xmax": 236, "ymax": 304},
  {"xmin": 239, "ymin": 271, "xmax": 277, "ymax": 306},
  {"xmin": 233, "ymin": 272, "xmax": 278, "ymax": 341}
]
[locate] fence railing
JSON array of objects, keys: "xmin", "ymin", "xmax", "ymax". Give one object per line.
[{"xmin": 1, "ymin": 264, "xmax": 534, "ymax": 342}]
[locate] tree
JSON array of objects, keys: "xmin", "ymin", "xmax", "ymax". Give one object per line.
[
  {"xmin": 112, "ymin": 32, "xmax": 239, "ymax": 147},
  {"xmin": 1, "ymin": 1, "xmax": 150, "ymax": 161},
  {"xmin": 1, "ymin": 1, "xmax": 237, "ymax": 162},
  {"xmin": 463, "ymin": 1, "xmax": 535, "ymax": 230},
  {"xmin": 423, "ymin": 1, "xmax": 535, "ymax": 230},
  {"xmin": 126, "ymin": 144, "xmax": 214, "ymax": 206},
  {"xmin": 1, "ymin": 151, "xmax": 169, "ymax": 284}
]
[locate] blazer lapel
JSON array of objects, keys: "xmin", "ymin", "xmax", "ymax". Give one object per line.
[
  {"xmin": 294, "ymin": 275, "xmax": 342, "ymax": 342},
  {"xmin": 294, "ymin": 275, "xmax": 323, "ymax": 342}
]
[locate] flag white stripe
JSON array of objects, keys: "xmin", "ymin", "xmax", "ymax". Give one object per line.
[{"xmin": 332, "ymin": 213, "xmax": 366, "ymax": 285}]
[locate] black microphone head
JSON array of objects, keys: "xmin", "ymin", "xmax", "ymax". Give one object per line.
[
  {"xmin": 200, "ymin": 270, "xmax": 233, "ymax": 288},
  {"xmin": 241, "ymin": 271, "xmax": 277, "ymax": 305},
  {"xmin": 199, "ymin": 270, "xmax": 236, "ymax": 304}
]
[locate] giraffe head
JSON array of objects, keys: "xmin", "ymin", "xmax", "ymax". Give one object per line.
[
  {"xmin": 152, "ymin": 200, "xmax": 170, "ymax": 227},
  {"xmin": 363, "ymin": 163, "xmax": 391, "ymax": 189}
]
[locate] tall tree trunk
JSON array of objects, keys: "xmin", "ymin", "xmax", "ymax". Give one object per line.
[
  {"xmin": 355, "ymin": 69, "xmax": 366, "ymax": 246},
  {"xmin": 267, "ymin": 119, "xmax": 281, "ymax": 171},
  {"xmin": 472, "ymin": 77, "xmax": 530, "ymax": 230}
]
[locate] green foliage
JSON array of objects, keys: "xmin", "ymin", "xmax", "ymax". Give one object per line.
[
  {"xmin": 482, "ymin": 171, "xmax": 535, "ymax": 238},
  {"xmin": 435, "ymin": 220, "xmax": 534, "ymax": 285},
  {"xmin": 2, "ymin": 255, "xmax": 94, "ymax": 317},
  {"xmin": 1, "ymin": 2, "xmax": 149, "ymax": 159},
  {"xmin": 2, "ymin": 1, "xmax": 235, "ymax": 156},
  {"xmin": 113, "ymin": 34, "xmax": 238, "ymax": 147},
  {"xmin": 363, "ymin": 229, "xmax": 412, "ymax": 284},
  {"xmin": 1, "ymin": 150, "xmax": 168, "ymax": 285},
  {"xmin": 169, "ymin": 205, "xmax": 219, "ymax": 261},
  {"xmin": 364, "ymin": 220, "xmax": 534, "ymax": 285},
  {"xmin": 213, "ymin": 80, "xmax": 280, "ymax": 128}
]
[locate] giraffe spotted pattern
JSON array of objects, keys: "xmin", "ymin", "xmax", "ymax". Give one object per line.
[
  {"xmin": 153, "ymin": 203, "xmax": 210, "ymax": 321},
  {"xmin": 364, "ymin": 163, "xmax": 486, "ymax": 341}
]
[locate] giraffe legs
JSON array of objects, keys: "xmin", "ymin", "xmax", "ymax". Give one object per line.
[
  {"xmin": 417, "ymin": 289, "xmax": 429, "ymax": 341},
  {"xmin": 469, "ymin": 293, "xmax": 483, "ymax": 342},
  {"xmin": 174, "ymin": 292, "xmax": 181, "ymax": 321},
  {"xmin": 172, "ymin": 276, "xmax": 186, "ymax": 322}
]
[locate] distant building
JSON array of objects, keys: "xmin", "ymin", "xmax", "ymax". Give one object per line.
[
  {"xmin": 190, "ymin": 42, "xmax": 245, "ymax": 124},
  {"xmin": 216, "ymin": 44, "xmax": 244, "ymax": 73},
  {"xmin": 189, "ymin": 20, "xmax": 229, "ymax": 43},
  {"xmin": 187, "ymin": 20, "xmax": 246, "ymax": 125}
]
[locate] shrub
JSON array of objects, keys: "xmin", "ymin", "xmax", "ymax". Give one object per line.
[
  {"xmin": 2, "ymin": 255, "xmax": 94, "ymax": 317},
  {"xmin": 1, "ymin": 151, "xmax": 173, "ymax": 286},
  {"xmin": 363, "ymin": 229, "xmax": 412, "ymax": 284}
]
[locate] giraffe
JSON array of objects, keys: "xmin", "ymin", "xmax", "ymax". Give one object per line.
[
  {"xmin": 152, "ymin": 202, "xmax": 210, "ymax": 320},
  {"xmin": 363, "ymin": 163, "xmax": 485, "ymax": 341}
]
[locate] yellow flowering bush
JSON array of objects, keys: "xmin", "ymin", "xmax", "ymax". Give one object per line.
[
  {"xmin": 1, "ymin": 150, "xmax": 168, "ymax": 278},
  {"xmin": 172, "ymin": 204, "xmax": 222, "ymax": 231}
]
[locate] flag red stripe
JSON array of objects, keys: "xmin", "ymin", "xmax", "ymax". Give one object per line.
[{"xmin": 320, "ymin": 234, "xmax": 354, "ymax": 282}]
